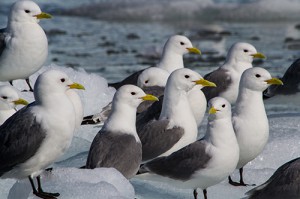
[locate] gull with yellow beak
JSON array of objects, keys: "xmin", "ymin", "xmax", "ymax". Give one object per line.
[
  {"xmin": 137, "ymin": 97, "xmax": 239, "ymax": 199},
  {"xmin": 0, "ymin": 70, "xmax": 85, "ymax": 198},
  {"xmin": 202, "ymin": 42, "xmax": 266, "ymax": 104},
  {"xmin": 109, "ymin": 35, "xmax": 201, "ymax": 89},
  {"xmin": 136, "ymin": 68, "xmax": 216, "ymax": 162},
  {"xmin": 86, "ymin": 85, "xmax": 158, "ymax": 179},
  {"xmin": 228, "ymin": 67, "xmax": 283, "ymax": 186},
  {"xmin": 0, "ymin": 0, "xmax": 52, "ymax": 91},
  {"xmin": 0, "ymin": 85, "xmax": 28, "ymax": 125}
]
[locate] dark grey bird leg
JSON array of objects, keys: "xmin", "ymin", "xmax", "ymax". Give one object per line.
[
  {"xmin": 228, "ymin": 168, "xmax": 256, "ymax": 186},
  {"xmin": 29, "ymin": 176, "xmax": 57, "ymax": 199},
  {"xmin": 36, "ymin": 175, "xmax": 60, "ymax": 198},
  {"xmin": 203, "ymin": 189, "xmax": 207, "ymax": 199},
  {"xmin": 193, "ymin": 189, "xmax": 198, "ymax": 199},
  {"xmin": 25, "ymin": 78, "xmax": 34, "ymax": 92}
]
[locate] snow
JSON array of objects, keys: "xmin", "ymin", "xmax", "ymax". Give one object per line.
[{"xmin": 0, "ymin": 64, "xmax": 300, "ymax": 199}]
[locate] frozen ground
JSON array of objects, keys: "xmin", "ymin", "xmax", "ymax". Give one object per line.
[{"xmin": 0, "ymin": 65, "xmax": 299, "ymax": 199}]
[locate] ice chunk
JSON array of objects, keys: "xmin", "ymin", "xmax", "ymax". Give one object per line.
[{"xmin": 8, "ymin": 168, "xmax": 135, "ymax": 199}]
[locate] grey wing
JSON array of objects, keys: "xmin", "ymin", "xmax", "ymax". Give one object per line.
[
  {"xmin": 202, "ymin": 68, "xmax": 231, "ymax": 102},
  {"xmin": 86, "ymin": 131, "xmax": 142, "ymax": 178},
  {"xmin": 136, "ymin": 95, "xmax": 163, "ymax": 129},
  {"xmin": 0, "ymin": 28, "xmax": 7, "ymax": 57},
  {"xmin": 137, "ymin": 86, "xmax": 164, "ymax": 113},
  {"xmin": 264, "ymin": 58, "xmax": 300, "ymax": 98},
  {"xmin": 247, "ymin": 157, "xmax": 300, "ymax": 199},
  {"xmin": 0, "ymin": 104, "xmax": 46, "ymax": 176},
  {"xmin": 138, "ymin": 119, "xmax": 184, "ymax": 161},
  {"xmin": 108, "ymin": 68, "xmax": 148, "ymax": 89},
  {"xmin": 143, "ymin": 140, "xmax": 212, "ymax": 181},
  {"xmin": 81, "ymin": 102, "xmax": 112, "ymax": 125}
]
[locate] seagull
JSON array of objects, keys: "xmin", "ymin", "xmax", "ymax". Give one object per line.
[
  {"xmin": 202, "ymin": 42, "xmax": 266, "ymax": 104},
  {"xmin": 137, "ymin": 97, "xmax": 239, "ymax": 199},
  {"xmin": 228, "ymin": 67, "xmax": 283, "ymax": 186},
  {"xmin": 137, "ymin": 68, "xmax": 216, "ymax": 162},
  {"xmin": 0, "ymin": 70, "xmax": 85, "ymax": 198},
  {"xmin": 108, "ymin": 35, "xmax": 201, "ymax": 89},
  {"xmin": 0, "ymin": 85, "xmax": 28, "ymax": 125},
  {"xmin": 245, "ymin": 157, "xmax": 300, "ymax": 199},
  {"xmin": 136, "ymin": 70, "xmax": 214, "ymax": 130},
  {"xmin": 85, "ymin": 85, "xmax": 158, "ymax": 179},
  {"xmin": 0, "ymin": 1, "xmax": 52, "ymax": 91},
  {"xmin": 264, "ymin": 58, "xmax": 300, "ymax": 106}
]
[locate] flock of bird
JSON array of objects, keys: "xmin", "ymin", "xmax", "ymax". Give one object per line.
[{"xmin": 0, "ymin": 1, "xmax": 299, "ymax": 199}]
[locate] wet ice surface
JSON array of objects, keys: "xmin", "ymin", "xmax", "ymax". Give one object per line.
[{"xmin": 0, "ymin": 65, "xmax": 298, "ymax": 199}]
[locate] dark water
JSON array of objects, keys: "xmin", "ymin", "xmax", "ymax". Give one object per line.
[{"xmin": 0, "ymin": 0, "xmax": 300, "ymax": 113}]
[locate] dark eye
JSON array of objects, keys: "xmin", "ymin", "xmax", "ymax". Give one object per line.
[
  {"xmin": 25, "ymin": 10, "xmax": 30, "ymax": 13},
  {"xmin": 185, "ymin": 75, "xmax": 190, "ymax": 79},
  {"xmin": 255, "ymin": 74, "xmax": 261, "ymax": 78},
  {"xmin": 222, "ymin": 104, "xmax": 226, "ymax": 108},
  {"xmin": 244, "ymin": 49, "xmax": 249, "ymax": 53},
  {"xmin": 145, "ymin": 80, "xmax": 149, "ymax": 84},
  {"xmin": 2, "ymin": 96, "xmax": 7, "ymax": 99},
  {"xmin": 180, "ymin": 42, "xmax": 185, "ymax": 45},
  {"xmin": 60, "ymin": 78, "xmax": 65, "ymax": 82},
  {"xmin": 131, "ymin": 92, "xmax": 136, "ymax": 95}
]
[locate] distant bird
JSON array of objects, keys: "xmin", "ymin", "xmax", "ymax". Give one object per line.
[
  {"xmin": 108, "ymin": 35, "xmax": 201, "ymax": 89},
  {"xmin": 202, "ymin": 42, "xmax": 266, "ymax": 104},
  {"xmin": 245, "ymin": 157, "xmax": 300, "ymax": 199},
  {"xmin": 86, "ymin": 85, "xmax": 158, "ymax": 179},
  {"xmin": 0, "ymin": 1, "xmax": 52, "ymax": 91},
  {"xmin": 228, "ymin": 67, "xmax": 283, "ymax": 186},
  {"xmin": 264, "ymin": 58, "xmax": 300, "ymax": 105},
  {"xmin": 138, "ymin": 97, "xmax": 239, "ymax": 199},
  {"xmin": 137, "ymin": 68, "xmax": 216, "ymax": 162},
  {"xmin": 0, "ymin": 85, "xmax": 28, "ymax": 125},
  {"xmin": 0, "ymin": 70, "xmax": 85, "ymax": 198}
]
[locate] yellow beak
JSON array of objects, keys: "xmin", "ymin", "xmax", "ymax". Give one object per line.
[
  {"xmin": 186, "ymin": 47, "xmax": 201, "ymax": 55},
  {"xmin": 209, "ymin": 107, "xmax": 218, "ymax": 114},
  {"xmin": 140, "ymin": 94, "xmax": 159, "ymax": 101},
  {"xmin": 194, "ymin": 79, "xmax": 217, "ymax": 87},
  {"xmin": 68, "ymin": 82, "xmax": 85, "ymax": 90},
  {"xmin": 251, "ymin": 52, "xmax": 266, "ymax": 59},
  {"xmin": 13, "ymin": 98, "xmax": 29, "ymax": 106},
  {"xmin": 265, "ymin": 78, "xmax": 283, "ymax": 85},
  {"xmin": 35, "ymin": 12, "xmax": 52, "ymax": 19}
]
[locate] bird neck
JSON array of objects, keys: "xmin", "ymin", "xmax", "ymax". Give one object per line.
[
  {"xmin": 7, "ymin": 20, "xmax": 45, "ymax": 39},
  {"xmin": 160, "ymin": 87, "xmax": 196, "ymax": 128},
  {"xmin": 205, "ymin": 117, "xmax": 237, "ymax": 148},
  {"xmin": 234, "ymin": 88, "xmax": 266, "ymax": 118},
  {"xmin": 103, "ymin": 102, "xmax": 140, "ymax": 142},
  {"xmin": 222, "ymin": 59, "xmax": 252, "ymax": 74},
  {"xmin": 157, "ymin": 51, "xmax": 184, "ymax": 73}
]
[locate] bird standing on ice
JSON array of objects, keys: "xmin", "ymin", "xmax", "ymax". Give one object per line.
[
  {"xmin": 0, "ymin": 1, "xmax": 52, "ymax": 91},
  {"xmin": 86, "ymin": 85, "xmax": 158, "ymax": 179},
  {"xmin": 0, "ymin": 70, "xmax": 85, "ymax": 198},
  {"xmin": 228, "ymin": 67, "xmax": 283, "ymax": 186},
  {"xmin": 138, "ymin": 97, "xmax": 239, "ymax": 199}
]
